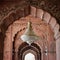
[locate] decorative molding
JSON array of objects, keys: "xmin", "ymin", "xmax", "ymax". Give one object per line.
[
  {"xmin": 0, "ymin": 0, "xmax": 29, "ymax": 25},
  {"xmin": 30, "ymin": 0, "xmax": 60, "ymax": 24},
  {"xmin": 30, "ymin": 6, "xmax": 60, "ymax": 40}
]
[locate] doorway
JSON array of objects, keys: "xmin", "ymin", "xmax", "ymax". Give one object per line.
[{"xmin": 24, "ymin": 53, "xmax": 35, "ymax": 60}]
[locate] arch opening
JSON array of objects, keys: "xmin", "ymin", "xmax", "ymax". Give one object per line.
[{"xmin": 24, "ymin": 53, "xmax": 35, "ymax": 60}]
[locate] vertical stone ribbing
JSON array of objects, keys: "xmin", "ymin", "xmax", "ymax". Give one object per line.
[
  {"xmin": 30, "ymin": 6, "xmax": 36, "ymax": 17},
  {"xmin": 43, "ymin": 12, "xmax": 51, "ymax": 23},
  {"xmin": 36, "ymin": 9, "xmax": 44, "ymax": 19}
]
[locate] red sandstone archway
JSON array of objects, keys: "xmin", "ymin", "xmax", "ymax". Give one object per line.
[{"xmin": 3, "ymin": 6, "xmax": 60, "ymax": 60}]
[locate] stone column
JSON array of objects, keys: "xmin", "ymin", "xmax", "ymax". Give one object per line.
[
  {"xmin": 14, "ymin": 51, "xmax": 18, "ymax": 60},
  {"xmin": 56, "ymin": 38, "xmax": 60, "ymax": 60},
  {"xmin": 3, "ymin": 30, "xmax": 12, "ymax": 60}
]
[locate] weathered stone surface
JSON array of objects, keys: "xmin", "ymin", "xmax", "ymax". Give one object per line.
[
  {"xmin": 36, "ymin": 8, "xmax": 44, "ymax": 19},
  {"xmin": 49, "ymin": 17, "xmax": 57, "ymax": 29},
  {"xmin": 30, "ymin": 6, "xmax": 36, "ymax": 17},
  {"xmin": 54, "ymin": 32, "xmax": 60, "ymax": 39},
  {"xmin": 54, "ymin": 24, "xmax": 59, "ymax": 37},
  {"xmin": 56, "ymin": 38, "xmax": 60, "ymax": 60},
  {"xmin": 43, "ymin": 12, "xmax": 51, "ymax": 23}
]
